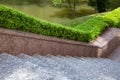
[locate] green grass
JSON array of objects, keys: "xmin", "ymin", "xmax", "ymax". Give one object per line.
[
  {"xmin": 0, "ymin": 5, "xmax": 120, "ymax": 42},
  {"xmin": 61, "ymin": 12, "xmax": 108, "ymax": 27},
  {"xmin": 61, "ymin": 15, "xmax": 94, "ymax": 27}
]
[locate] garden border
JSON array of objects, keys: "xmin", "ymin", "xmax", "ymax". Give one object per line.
[{"xmin": 0, "ymin": 28, "xmax": 119, "ymax": 57}]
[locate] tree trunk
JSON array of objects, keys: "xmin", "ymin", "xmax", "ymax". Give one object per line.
[
  {"xmin": 72, "ymin": 0, "xmax": 76, "ymax": 18},
  {"xmin": 67, "ymin": 0, "xmax": 77, "ymax": 18},
  {"xmin": 97, "ymin": 0, "xmax": 106, "ymax": 13}
]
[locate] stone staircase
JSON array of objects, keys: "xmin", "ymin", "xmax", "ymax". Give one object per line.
[{"xmin": 0, "ymin": 53, "xmax": 120, "ymax": 80}]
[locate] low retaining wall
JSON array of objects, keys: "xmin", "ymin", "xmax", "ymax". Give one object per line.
[
  {"xmin": 97, "ymin": 37, "xmax": 120, "ymax": 57},
  {"xmin": 0, "ymin": 28, "xmax": 99, "ymax": 57},
  {"xmin": 0, "ymin": 28, "xmax": 119, "ymax": 57},
  {"xmin": 91, "ymin": 28, "xmax": 120, "ymax": 57}
]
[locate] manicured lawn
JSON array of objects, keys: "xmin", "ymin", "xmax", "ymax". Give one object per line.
[{"xmin": 61, "ymin": 12, "xmax": 107, "ymax": 27}]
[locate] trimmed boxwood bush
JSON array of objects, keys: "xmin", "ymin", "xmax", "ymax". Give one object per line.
[
  {"xmin": 75, "ymin": 17, "xmax": 109, "ymax": 31},
  {"xmin": 103, "ymin": 7, "xmax": 120, "ymax": 27},
  {"xmin": 0, "ymin": 5, "xmax": 119, "ymax": 42},
  {"xmin": 74, "ymin": 17, "xmax": 110, "ymax": 40},
  {"xmin": 0, "ymin": 5, "xmax": 93, "ymax": 42}
]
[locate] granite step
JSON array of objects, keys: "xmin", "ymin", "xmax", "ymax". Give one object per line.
[
  {"xmin": 18, "ymin": 53, "xmax": 68, "ymax": 80},
  {"xmin": 0, "ymin": 53, "xmax": 68, "ymax": 80},
  {"xmin": 33, "ymin": 54, "xmax": 120, "ymax": 80},
  {"xmin": 0, "ymin": 53, "xmax": 120, "ymax": 80}
]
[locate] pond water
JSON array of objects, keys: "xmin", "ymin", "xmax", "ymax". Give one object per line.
[{"xmin": 0, "ymin": 0, "xmax": 96, "ymax": 24}]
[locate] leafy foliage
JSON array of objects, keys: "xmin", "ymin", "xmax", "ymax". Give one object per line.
[
  {"xmin": 75, "ymin": 17, "xmax": 109, "ymax": 30},
  {"xmin": 0, "ymin": 5, "xmax": 91, "ymax": 42},
  {"xmin": 52, "ymin": 0, "xmax": 79, "ymax": 18},
  {"xmin": 103, "ymin": 7, "xmax": 120, "ymax": 27},
  {"xmin": 0, "ymin": 5, "xmax": 120, "ymax": 42},
  {"xmin": 75, "ymin": 16, "xmax": 109, "ymax": 40},
  {"xmin": 52, "ymin": 0, "xmax": 62, "ymax": 5},
  {"xmin": 88, "ymin": 0, "xmax": 110, "ymax": 12}
]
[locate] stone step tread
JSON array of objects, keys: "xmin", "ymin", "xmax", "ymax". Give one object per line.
[
  {"xmin": 20, "ymin": 54, "xmax": 83, "ymax": 77},
  {"xmin": 1, "ymin": 53, "xmax": 120, "ymax": 80},
  {"xmin": 18, "ymin": 54, "xmax": 64, "ymax": 72},
  {"xmin": 33, "ymin": 54, "xmax": 120, "ymax": 80},
  {"xmin": 33, "ymin": 54, "xmax": 114, "ymax": 65},
  {"xmin": 18, "ymin": 54, "xmax": 74, "ymax": 79},
  {"xmin": 0, "ymin": 53, "xmax": 65, "ymax": 80}
]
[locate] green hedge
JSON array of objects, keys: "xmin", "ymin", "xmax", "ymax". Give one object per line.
[
  {"xmin": 0, "ymin": 5, "xmax": 120, "ymax": 42},
  {"xmin": 0, "ymin": 5, "xmax": 93, "ymax": 42},
  {"xmin": 103, "ymin": 7, "xmax": 120, "ymax": 27},
  {"xmin": 74, "ymin": 17, "xmax": 109, "ymax": 31},
  {"xmin": 74, "ymin": 17, "xmax": 110, "ymax": 40}
]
